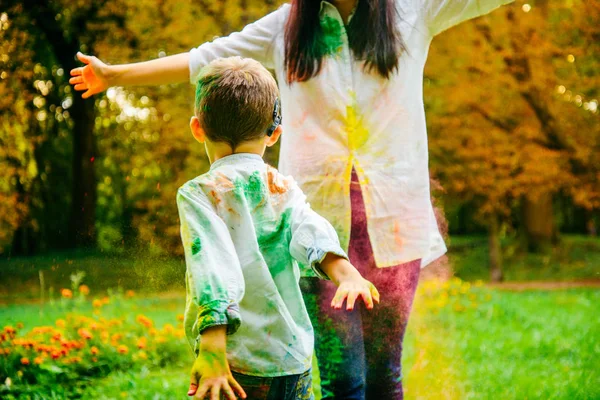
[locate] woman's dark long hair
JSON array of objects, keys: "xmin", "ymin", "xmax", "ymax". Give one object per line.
[{"xmin": 284, "ymin": 0, "xmax": 405, "ymax": 83}]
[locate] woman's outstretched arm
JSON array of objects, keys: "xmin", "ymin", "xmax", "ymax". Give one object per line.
[
  {"xmin": 420, "ymin": 0, "xmax": 515, "ymax": 37},
  {"xmin": 69, "ymin": 52, "xmax": 189, "ymax": 98},
  {"xmin": 70, "ymin": 4, "xmax": 289, "ymax": 98}
]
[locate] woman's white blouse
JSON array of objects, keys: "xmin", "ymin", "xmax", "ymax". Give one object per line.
[{"xmin": 189, "ymin": 0, "xmax": 514, "ymax": 269}]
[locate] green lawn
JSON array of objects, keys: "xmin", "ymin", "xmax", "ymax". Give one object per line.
[
  {"xmin": 1, "ymin": 235, "xmax": 598, "ymax": 303},
  {"xmin": 449, "ymin": 234, "xmax": 600, "ymax": 282},
  {"xmin": 0, "ymin": 250, "xmax": 186, "ymax": 303},
  {"xmin": 2, "ymin": 288, "xmax": 598, "ymax": 399}
]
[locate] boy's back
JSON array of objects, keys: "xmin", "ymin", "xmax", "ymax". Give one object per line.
[{"xmin": 177, "ymin": 153, "xmax": 343, "ymax": 376}]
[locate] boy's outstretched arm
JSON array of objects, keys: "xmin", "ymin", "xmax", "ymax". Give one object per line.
[
  {"xmin": 284, "ymin": 177, "xmax": 380, "ymax": 310},
  {"xmin": 69, "ymin": 52, "xmax": 189, "ymax": 98},
  {"xmin": 188, "ymin": 326, "xmax": 246, "ymax": 400},
  {"xmin": 319, "ymin": 253, "xmax": 380, "ymax": 311}
]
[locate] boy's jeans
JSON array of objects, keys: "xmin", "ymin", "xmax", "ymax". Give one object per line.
[{"xmin": 230, "ymin": 368, "xmax": 314, "ymax": 400}]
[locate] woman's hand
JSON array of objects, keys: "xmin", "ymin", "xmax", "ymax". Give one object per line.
[
  {"xmin": 319, "ymin": 253, "xmax": 381, "ymax": 310},
  {"xmin": 188, "ymin": 326, "xmax": 246, "ymax": 400},
  {"xmin": 69, "ymin": 52, "xmax": 111, "ymax": 98}
]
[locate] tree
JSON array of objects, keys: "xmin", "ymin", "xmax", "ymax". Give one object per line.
[{"xmin": 426, "ymin": 0, "xmax": 599, "ymax": 278}]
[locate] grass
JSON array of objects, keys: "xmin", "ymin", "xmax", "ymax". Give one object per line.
[
  {"xmin": 403, "ymin": 286, "xmax": 599, "ymax": 400},
  {"xmin": 1, "ymin": 234, "xmax": 598, "ymax": 303},
  {"xmin": 0, "ymin": 250, "xmax": 186, "ymax": 303},
  {"xmin": 449, "ymin": 234, "xmax": 600, "ymax": 282},
  {"xmin": 1, "ymin": 236, "xmax": 598, "ymax": 398},
  {"xmin": 2, "ymin": 287, "xmax": 598, "ymax": 399}
]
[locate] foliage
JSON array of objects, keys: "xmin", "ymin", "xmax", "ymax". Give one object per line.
[
  {"xmin": 426, "ymin": 0, "xmax": 600, "ymax": 228},
  {"xmin": 1, "ymin": 0, "xmax": 598, "ymax": 262},
  {"xmin": 0, "ymin": 286, "xmax": 188, "ymax": 399},
  {"xmin": 1, "ymin": 279, "xmax": 597, "ymax": 399}
]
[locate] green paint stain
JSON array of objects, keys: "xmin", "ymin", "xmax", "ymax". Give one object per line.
[
  {"xmin": 318, "ymin": 15, "xmax": 344, "ymax": 56},
  {"xmin": 257, "ymin": 208, "xmax": 293, "ymax": 276},
  {"xmin": 191, "ymin": 237, "xmax": 202, "ymax": 255},
  {"xmin": 233, "ymin": 171, "xmax": 266, "ymax": 209}
]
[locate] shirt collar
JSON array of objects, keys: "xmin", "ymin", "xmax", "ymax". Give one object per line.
[
  {"xmin": 319, "ymin": 0, "xmax": 357, "ymax": 23},
  {"xmin": 209, "ymin": 153, "xmax": 264, "ymax": 171}
]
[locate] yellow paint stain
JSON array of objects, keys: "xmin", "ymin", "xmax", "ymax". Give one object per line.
[{"xmin": 345, "ymin": 97, "xmax": 370, "ymax": 151}]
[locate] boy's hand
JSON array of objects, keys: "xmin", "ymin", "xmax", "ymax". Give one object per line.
[
  {"xmin": 69, "ymin": 52, "xmax": 110, "ymax": 99},
  {"xmin": 188, "ymin": 326, "xmax": 246, "ymax": 400},
  {"xmin": 319, "ymin": 254, "xmax": 380, "ymax": 310},
  {"xmin": 331, "ymin": 276, "xmax": 380, "ymax": 311}
]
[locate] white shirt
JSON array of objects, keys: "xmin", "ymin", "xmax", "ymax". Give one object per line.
[
  {"xmin": 189, "ymin": 0, "xmax": 514, "ymax": 269},
  {"xmin": 177, "ymin": 154, "xmax": 346, "ymax": 376}
]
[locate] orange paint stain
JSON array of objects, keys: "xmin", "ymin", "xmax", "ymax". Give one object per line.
[
  {"xmin": 393, "ymin": 221, "xmax": 403, "ymax": 248},
  {"xmin": 266, "ymin": 167, "xmax": 289, "ymax": 195},
  {"xmin": 209, "ymin": 190, "xmax": 221, "ymax": 205}
]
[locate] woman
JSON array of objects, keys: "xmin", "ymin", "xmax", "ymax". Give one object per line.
[{"xmin": 70, "ymin": 0, "xmax": 513, "ymax": 398}]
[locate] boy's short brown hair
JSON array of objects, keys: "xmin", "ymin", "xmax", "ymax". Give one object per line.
[{"xmin": 195, "ymin": 56, "xmax": 279, "ymax": 150}]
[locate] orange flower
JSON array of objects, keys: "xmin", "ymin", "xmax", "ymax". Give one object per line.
[
  {"xmin": 69, "ymin": 356, "xmax": 82, "ymax": 363},
  {"xmin": 34, "ymin": 357, "xmax": 43, "ymax": 365},
  {"xmin": 102, "ymin": 296, "xmax": 110, "ymax": 305},
  {"xmin": 3, "ymin": 326, "xmax": 16, "ymax": 334},
  {"xmin": 79, "ymin": 285, "xmax": 90, "ymax": 295},
  {"xmin": 21, "ymin": 357, "xmax": 30, "ymax": 365},
  {"xmin": 55, "ymin": 319, "xmax": 66, "ymax": 328},
  {"xmin": 163, "ymin": 324, "xmax": 175, "ymax": 334},
  {"xmin": 77, "ymin": 328, "xmax": 93, "ymax": 340},
  {"xmin": 90, "ymin": 346, "xmax": 100, "ymax": 355},
  {"xmin": 92, "ymin": 357, "xmax": 98, "ymax": 362},
  {"xmin": 126, "ymin": 290, "xmax": 135, "ymax": 298},
  {"xmin": 176, "ymin": 314, "xmax": 184, "ymax": 322},
  {"xmin": 61, "ymin": 288, "xmax": 73, "ymax": 298},
  {"xmin": 92, "ymin": 299, "xmax": 103, "ymax": 308},
  {"xmin": 51, "ymin": 350, "xmax": 61, "ymax": 359},
  {"xmin": 136, "ymin": 337, "xmax": 147, "ymax": 349},
  {"xmin": 117, "ymin": 345, "xmax": 129, "ymax": 354},
  {"xmin": 136, "ymin": 315, "xmax": 153, "ymax": 329},
  {"xmin": 89, "ymin": 322, "xmax": 99, "ymax": 331},
  {"xmin": 16, "ymin": 322, "xmax": 24, "ymax": 329},
  {"xmin": 3, "ymin": 348, "xmax": 10, "ymax": 355},
  {"xmin": 111, "ymin": 333, "xmax": 122, "ymax": 342}
]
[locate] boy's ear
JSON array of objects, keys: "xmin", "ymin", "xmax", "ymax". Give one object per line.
[
  {"xmin": 265, "ymin": 125, "xmax": 283, "ymax": 147},
  {"xmin": 190, "ymin": 116, "xmax": 206, "ymax": 143}
]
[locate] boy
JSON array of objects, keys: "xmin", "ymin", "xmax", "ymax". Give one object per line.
[{"xmin": 178, "ymin": 56, "xmax": 379, "ymax": 400}]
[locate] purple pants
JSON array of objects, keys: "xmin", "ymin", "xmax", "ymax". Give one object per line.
[{"xmin": 301, "ymin": 169, "xmax": 421, "ymax": 400}]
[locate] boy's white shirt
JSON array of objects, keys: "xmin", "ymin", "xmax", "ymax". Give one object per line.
[
  {"xmin": 189, "ymin": 0, "xmax": 514, "ymax": 270},
  {"xmin": 177, "ymin": 153, "xmax": 347, "ymax": 376}
]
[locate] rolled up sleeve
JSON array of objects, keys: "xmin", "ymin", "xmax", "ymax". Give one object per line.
[
  {"xmin": 189, "ymin": 4, "xmax": 290, "ymax": 83},
  {"xmin": 286, "ymin": 181, "xmax": 348, "ymax": 279},
  {"xmin": 177, "ymin": 186, "xmax": 244, "ymax": 353},
  {"xmin": 420, "ymin": 0, "xmax": 515, "ymax": 36}
]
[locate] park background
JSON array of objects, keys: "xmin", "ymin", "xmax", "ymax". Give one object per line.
[{"xmin": 0, "ymin": 0, "xmax": 598, "ymax": 398}]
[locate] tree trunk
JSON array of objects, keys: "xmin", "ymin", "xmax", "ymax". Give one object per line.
[
  {"xmin": 522, "ymin": 192, "xmax": 555, "ymax": 252},
  {"xmin": 68, "ymin": 97, "xmax": 97, "ymax": 247},
  {"xmin": 489, "ymin": 214, "xmax": 503, "ymax": 282}
]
